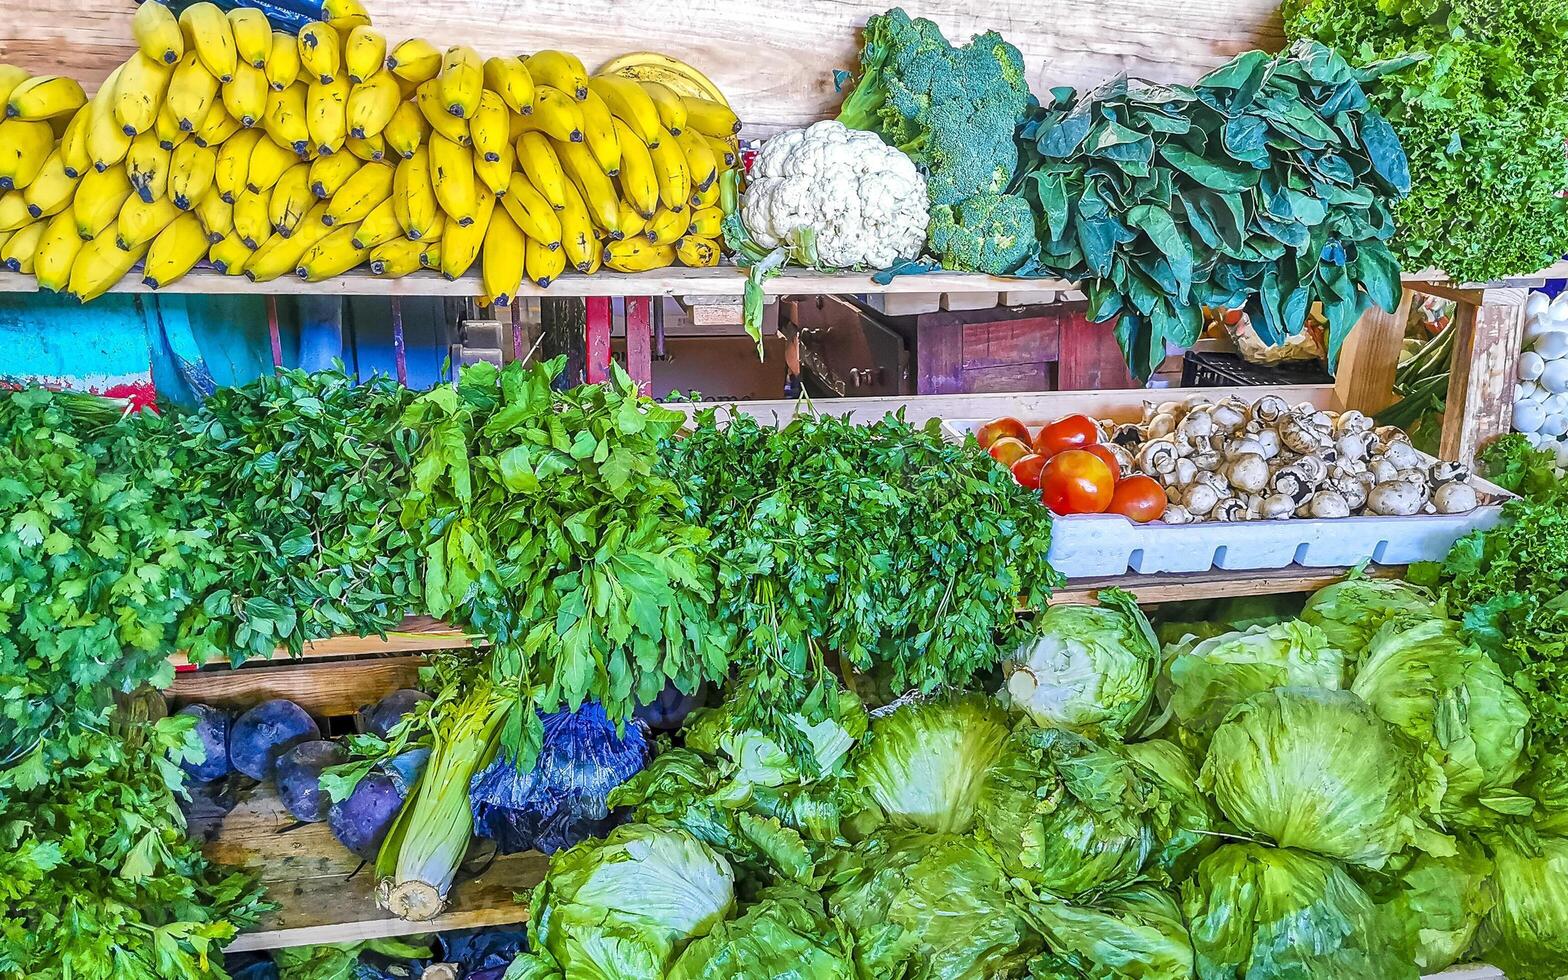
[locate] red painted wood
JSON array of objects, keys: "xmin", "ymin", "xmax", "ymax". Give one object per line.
[
  {"xmin": 914, "ymin": 312, "xmax": 966, "ymax": 394},
  {"xmin": 624, "ymin": 296, "xmax": 653, "ymax": 395},
  {"xmin": 1057, "ymin": 307, "xmax": 1137, "ymax": 390},
  {"xmin": 585, "ymin": 297, "xmax": 612, "ymax": 384},
  {"xmin": 266, "ymin": 297, "xmax": 283, "ymax": 369},
  {"xmin": 961, "ymin": 316, "xmax": 1060, "ymax": 370}
]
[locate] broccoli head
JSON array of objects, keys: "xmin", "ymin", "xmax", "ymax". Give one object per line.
[
  {"xmin": 837, "ymin": 9, "xmax": 1031, "ymax": 204},
  {"xmin": 927, "ymin": 193, "xmax": 1036, "ymax": 275}
]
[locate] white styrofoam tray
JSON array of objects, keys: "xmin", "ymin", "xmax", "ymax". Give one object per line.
[{"xmin": 943, "ymin": 419, "xmax": 1513, "ymax": 578}]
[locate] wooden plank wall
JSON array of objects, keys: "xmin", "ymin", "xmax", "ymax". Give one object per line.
[{"xmin": 0, "ymin": 0, "xmax": 1284, "ymax": 131}]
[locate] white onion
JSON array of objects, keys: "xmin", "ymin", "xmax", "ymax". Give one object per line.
[
  {"xmin": 1521, "ymin": 351, "xmax": 1547, "ymax": 381},
  {"xmin": 1515, "ymin": 400, "xmax": 1547, "ymax": 433}
]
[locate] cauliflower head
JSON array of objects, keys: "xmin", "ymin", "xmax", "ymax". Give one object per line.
[{"xmin": 740, "ymin": 120, "xmax": 929, "ymax": 270}]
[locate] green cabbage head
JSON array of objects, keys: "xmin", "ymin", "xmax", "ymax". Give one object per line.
[
  {"xmin": 1368, "ymin": 837, "xmax": 1493, "ymax": 973},
  {"xmin": 1199, "ymin": 687, "xmax": 1448, "ymax": 868},
  {"xmin": 1120, "ymin": 738, "xmax": 1219, "ymax": 880},
  {"xmin": 1300, "ymin": 575, "xmax": 1436, "ymax": 661},
  {"xmin": 686, "ymin": 692, "xmax": 868, "ymax": 786},
  {"xmin": 1023, "ymin": 885, "xmax": 1193, "ymax": 980},
  {"xmin": 1476, "ymin": 827, "xmax": 1568, "ymax": 979},
  {"xmin": 1523, "ymin": 752, "xmax": 1568, "ymax": 836},
  {"xmin": 666, "ymin": 883, "xmax": 855, "ymax": 980},
  {"xmin": 852, "ymin": 694, "xmax": 1009, "ymax": 834}
]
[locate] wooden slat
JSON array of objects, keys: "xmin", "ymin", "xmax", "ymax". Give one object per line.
[
  {"xmin": 170, "ymin": 617, "xmax": 480, "ymax": 667},
  {"xmin": 208, "ymin": 786, "xmax": 545, "ymax": 952},
  {"xmin": 1046, "ymin": 564, "xmax": 1400, "ymax": 606},
  {"xmin": 1334, "ymin": 290, "xmax": 1414, "ymax": 416},
  {"xmin": 1441, "ymin": 286, "xmax": 1528, "ymax": 466},
  {"xmin": 169, "ymin": 657, "xmax": 426, "ymax": 717}
]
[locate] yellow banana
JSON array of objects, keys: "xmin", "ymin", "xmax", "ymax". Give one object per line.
[
  {"xmin": 383, "ymin": 100, "xmax": 428, "ymax": 159},
  {"xmin": 213, "ymin": 129, "xmax": 260, "ymax": 203},
  {"xmin": 515, "ymin": 131, "xmax": 567, "ymax": 210},
  {"xmin": 524, "ymin": 51, "xmax": 588, "ymax": 101},
  {"xmin": 116, "ymin": 193, "xmax": 181, "ymax": 250},
  {"xmin": 222, "ymin": 62, "xmax": 270, "ymax": 128},
  {"xmin": 22, "ymin": 151, "xmax": 77, "ymax": 218},
  {"xmin": 690, "ymin": 177, "xmax": 719, "ymax": 210},
  {"xmin": 268, "ymin": 161, "xmax": 313, "ymax": 236},
  {"xmin": 648, "ymin": 126, "xmax": 689, "ymax": 212},
  {"xmin": 169, "ymin": 139, "xmax": 217, "ymax": 209},
  {"xmin": 323, "ymin": 0, "xmax": 371, "ymax": 31},
  {"xmin": 428, "ymin": 132, "xmax": 476, "ymax": 225},
  {"xmin": 133, "ymin": 1, "xmax": 184, "ymax": 66},
  {"xmin": 168, "ymin": 49, "xmax": 220, "ymax": 132},
  {"xmin": 59, "ymin": 105, "xmax": 92, "ymax": 179},
  {"xmin": 142, "ymin": 210, "xmax": 207, "ymax": 287},
  {"xmin": 243, "ymin": 201, "xmax": 329, "ymax": 280},
  {"xmin": 342, "ymin": 25, "xmax": 386, "ymax": 84},
  {"xmin": 556, "ymin": 178, "xmax": 597, "ymax": 274},
  {"xmin": 611, "ymin": 118, "xmax": 657, "ymax": 219},
  {"xmin": 483, "ymin": 57, "xmax": 534, "ymax": 115},
  {"xmin": 676, "ymin": 234, "xmax": 720, "ymax": 268},
  {"xmin": 438, "ymin": 46, "xmax": 482, "ymax": 120},
  {"xmin": 227, "ymin": 8, "xmax": 272, "ymax": 69},
  {"xmin": 387, "ymin": 38, "xmax": 442, "ymax": 84},
  {"xmin": 155, "ymin": 100, "xmax": 186, "ymax": 149},
  {"xmin": 579, "ymin": 89, "xmax": 620, "ymax": 175},
  {"xmin": 501, "ymin": 172, "xmax": 561, "ymax": 246},
  {"xmin": 473, "ymin": 132, "xmax": 513, "ymax": 196},
  {"xmin": 352, "ymin": 196, "xmax": 402, "ymax": 249},
  {"xmin": 264, "ymin": 30, "xmax": 301, "ymax": 91},
  {"xmin": 688, "ymin": 205, "xmax": 723, "ymax": 239},
  {"xmin": 69, "ymin": 229, "xmax": 149, "ymax": 301},
  {"xmin": 526, "ymin": 86, "xmax": 584, "ymax": 144},
  {"xmin": 470, "ymin": 89, "xmax": 509, "ymax": 164},
  {"xmin": 192, "ymin": 187, "xmax": 232, "ymax": 241},
  {"xmin": 554, "ymin": 138, "xmax": 619, "ymax": 237},
  {"xmin": 0, "ymin": 66, "xmax": 28, "ymax": 112},
  {"xmin": 113, "ymin": 53, "xmax": 174, "ymax": 136},
  {"xmin": 6, "ymin": 76, "xmax": 87, "ymax": 122},
  {"xmin": 261, "ymin": 82, "xmax": 309, "ymax": 153},
  {"xmin": 208, "ymin": 231, "xmax": 252, "ymax": 273},
  {"xmin": 0, "ymin": 219, "xmax": 44, "ymax": 273},
  {"xmin": 439, "ymin": 180, "xmax": 491, "ymax": 279},
  {"xmin": 0, "ymin": 191, "xmax": 28, "ymax": 232},
  {"xmin": 194, "ymin": 99, "xmax": 241, "ymax": 147},
  {"xmin": 588, "ymin": 75, "xmax": 661, "ymax": 147},
  {"xmin": 640, "ymin": 80, "xmax": 688, "ymax": 135},
  {"xmin": 298, "ymin": 22, "xmax": 341, "ymax": 84},
  {"xmin": 604, "ymin": 236, "xmax": 674, "ymax": 273},
  {"xmin": 615, "ymin": 200, "xmax": 647, "ymax": 239},
  {"xmin": 307, "ymin": 76, "xmax": 350, "ymax": 156},
  {"xmin": 393, "ymin": 145, "xmax": 439, "ymax": 239},
  {"xmin": 525, "ymin": 234, "xmax": 564, "ymax": 286},
  {"xmin": 369, "ymin": 235, "xmax": 422, "ymax": 276},
  {"xmin": 296, "ymin": 221, "xmax": 367, "ymax": 280},
  {"xmin": 247, "ymin": 132, "xmax": 299, "ymax": 193},
  {"xmin": 674, "ymin": 126, "xmax": 717, "ymax": 193},
  {"xmin": 417, "ymin": 239, "xmax": 441, "ymax": 271},
  {"xmin": 308, "ymin": 149, "xmax": 360, "ymax": 198},
  {"xmin": 642, "ymin": 205, "xmax": 689, "ymax": 246},
  {"xmin": 346, "ymin": 70, "xmax": 399, "ymax": 140},
  {"xmin": 681, "ymin": 95, "xmax": 741, "ymax": 138},
  {"xmin": 415, "ymin": 80, "xmax": 471, "ymax": 145},
  {"xmin": 231, "ymin": 186, "xmax": 270, "ymax": 246},
  {"xmin": 481, "ymin": 204, "xmax": 524, "ymax": 304},
  {"xmin": 324, "ymin": 159, "xmax": 392, "ymax": 225},
  {"xmin": 179, "ymin": 2, "xmax": 237, "ymax": 83},
  {"xmin": 88, "ymin": 100, "xmax": 134, "ymax": 172},
  {"xmin": 0, "ymin": 118, "xmax": 56, "ymax": 191},
  {"xmin": 127, "ymin": 130, "xmax": 171, "ymax": 202},
  {"xmin": 346, "ymin": 132, "xmax": 385, "ymax": 162},
  {"xmin": 705, "ymin": 133, "xmax": 739, "ymax": 171},
  {"xmin": 33, "ymin": 206, "xmax": 84, "ymax": 291},
  {"xmin": 73, "ymin": 164, "xmax": 131, "ymax": 240}
]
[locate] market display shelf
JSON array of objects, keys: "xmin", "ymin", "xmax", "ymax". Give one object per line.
[{"xmin": 205, "ymin": 785, "xmax": 545, "ymax": 953}]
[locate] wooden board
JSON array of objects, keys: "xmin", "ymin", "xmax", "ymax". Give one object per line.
[
  {"xmin": 171, "ymin": 616, "xmax": 479, "ymax": 668},
  {"xmin": 168, "ymin": 656, "xmax": 428, "ymax": 718},
  {"xmin": 1, "ymin": 0, "xmax": 1284, "ymax": 134},
  {"xmin": 1442, "ymin": 286, "xmax": 1528, "ymax": 466},
  {"xmin": 1047, "ymin": 565, "xmax": 1399, "ymax": 606},
  {"xmin": 209, "ymin": 785, "xmax": 545, "ymax": 952}
]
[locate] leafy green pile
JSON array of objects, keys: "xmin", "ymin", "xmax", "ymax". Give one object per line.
[
  {"xmin": 1283, "ymin": 0, "xmax": 1568, "ymax": 283},
  {"xmin": 398, "ymin": 358, "xmax": 731, "ymax": 767},
  {"xmin": 659, "ymin": 410, "xmax": 1059, "ymax": 768},
  {"xmin": 1479, "ymin": 433, "xmax": 1563, "ymax": 501},
  {"xmin": 0, "ymin": 389, "xmax": 216, "ymax": 773},
  {"xmin": 171, "ymin": 369, "xmax": 420, "ymax": 665},
  {"xmin": 0, "ymin": 709, "xmax": 270, "ymax": 978},
  {"xmin": 1017, "ymin": 40, "xmax": 1410, "ymax": 378}
]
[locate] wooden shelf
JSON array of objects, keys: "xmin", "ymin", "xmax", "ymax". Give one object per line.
[
  {"xmin": 1048, "ymin": 565, "xmax": 1398, "ymax": 606},
  {"xmin": 209, "ymin": 784, "xmax": 545, "ymax": 953}
]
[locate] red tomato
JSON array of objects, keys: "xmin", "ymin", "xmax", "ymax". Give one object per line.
[
  {"xmin": 1083, "ymin": 444, "xmax": 1121, "ymax": 480},
  {"xmin": 988, "ymin": 437, "xmax": 1032, "ymax": 468},
  {"xmin": 975, "ymin": 417, "xmax": 1031, "ymax": 450},
  {"xmin": 1223, "ymin": 307, "xmax": 1245, "ymax": 326},
  {"xmin": 1010, "ymin": 453, "xmax": 1049, "ymax": 489},
  {"xmin": 1040, "ymin": 450, "xmax": 1116, "ymax": 515},
  {"xmin": 1033, "ymin": 414, "xmax": 1099, "ymax": 458},
  {"xmin": 1107, "ymin": 475, "xmax": 1167, "ymax": 523}
]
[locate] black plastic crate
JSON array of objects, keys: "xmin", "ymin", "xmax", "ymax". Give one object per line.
[{"xmin": 1181, "ymin": 350, "xmax": 1333, "ymax": 388}]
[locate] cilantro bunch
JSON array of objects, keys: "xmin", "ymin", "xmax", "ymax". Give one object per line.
[
  {"xmin": 659, "ymin": 410, "xmax": 1060, "ymax": 767},
  {"xmin": 1284, "ymin": 0, "xmax": 1568, "ymax": 282}
]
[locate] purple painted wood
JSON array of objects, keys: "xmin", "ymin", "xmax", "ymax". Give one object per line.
[
  {"xmin": 511, "ymin": 303, "xmax": 523, "ymax": 362},
  {"xmin": 267, "ymin": 297, "xmax": 283, "ymax": 369},
  {"xmin": 390, "ymin": 297, "xmax": 407, "ymax": 385}
]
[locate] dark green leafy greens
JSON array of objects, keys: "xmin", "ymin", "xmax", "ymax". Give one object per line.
[{"xmin": 1016, "ymin": 41, "xmax": 1411, "ymax": 379}]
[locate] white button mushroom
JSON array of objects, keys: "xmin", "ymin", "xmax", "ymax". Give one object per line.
[
  {"xmin": 1521, "ymin": 351, "xmax": 1547, "ymax": 381},
  {"xmin": 1541, "ymin": 414, "xmax": 1568, "ymax": 437},
  {"xmin": 1555, "ymin": 441, "xmax": 1568, "ymax": 469},
  {"xmin": 1534, "ymin": 331, "xmax": 1568, "ymax": 361},
  {"xmin": 1550, "ymin": 292, "xmax": 1568, "ymax": 323},
  {"xmin": 1542, "ymin": 357, "xmax": 1568, "ymax": 394},
  {"xmin": 1515, "ymin": 401, "xmax": 1545, "ymax": 432},
  {"xmin": 1548, "ymin": 391, "xmax": 1568, "ymax": 415},
  {"xmin": 1527, "ymin": 292, "xmax": 1550, "ymax": 321}
]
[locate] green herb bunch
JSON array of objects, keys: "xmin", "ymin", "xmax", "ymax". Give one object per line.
[
  {"xmin": 659, "ymin": 410, "xmax": 1059, "ymax": 767},
  {"xmin": 398, "ymin": 357, "xmax": 732, "ymax": 768},
  {"xmin": 1284, "ymin": 0, "xmax": 1568, "ymax": 283},
  {"xmin": 0, "ymin": 707, "xmax": 270, "ymax": 978},
  {"xmin": 171, "ymin": 369, "xmax": 420, "ymax": 665},
  {"xmin": 0, "ymin": 389, "xmax": 217, "ymax": 771},
  {"xmin": 1017, "ymin": 40, "xmax": 1410, "ymax": 378}
]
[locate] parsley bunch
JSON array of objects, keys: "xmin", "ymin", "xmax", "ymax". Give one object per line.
[
  {"xmin": 171, "ymin": 369, "xmax": 421, "ymax": 665},
  {"xmin": 660, "ymin": 410, "xmax": 1060, "ymax": 766},
  {"xmin": 1283, "ymin": 0, "xmax": 1568, "ymax": 282}
]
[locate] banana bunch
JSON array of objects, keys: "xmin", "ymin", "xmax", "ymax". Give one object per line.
[{"xmin": 0, "ymin": 2, "xmax": 741, "ymax": 303}]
